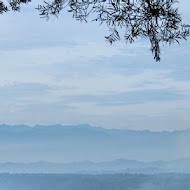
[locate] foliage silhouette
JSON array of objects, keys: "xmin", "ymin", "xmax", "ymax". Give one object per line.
[{"xmin": 0, "ymin": 0, "xmax": 189, "ymax": 61}]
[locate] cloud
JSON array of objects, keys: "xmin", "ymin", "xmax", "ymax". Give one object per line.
[
  {"xmin": 0, "ymin": 83, "xmax": 51, "ymax": 98},
  {"xmin": 57, "ymin": 89, "xmax": 187, "ymax": 107},
  {"xmin": 0, "ymin": 1, "xmax": 189, "ymax": 130},
  {"xmin": 0, "ymin": 42, "xmax": 122, "ymax": 66}
]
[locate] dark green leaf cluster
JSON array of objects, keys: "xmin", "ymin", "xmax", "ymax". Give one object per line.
[
  {"xmin": 0, "ymin": 0, "xmax": 31, "ymax": 12},
  {"xmin": 0, "ymin": 1, "xmax": 8, "ymax": 14}
]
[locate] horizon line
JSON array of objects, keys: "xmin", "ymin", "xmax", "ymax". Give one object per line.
[{"xmin": 0, "ymin": 123, "xmax": 189, "ymax": 133}]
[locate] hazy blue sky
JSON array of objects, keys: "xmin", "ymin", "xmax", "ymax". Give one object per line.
[{"xmin": 0, "ymin": 0, "xmax": 189, "ymax": 131}]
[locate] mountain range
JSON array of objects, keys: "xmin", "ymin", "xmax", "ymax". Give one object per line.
[
  {"xmin": 0, "ymin": 124, "xmax": 190, "ymax": 163},
  {"xmin": 1, "ymin": 158, "xmax": 190, "ymax": 174}
]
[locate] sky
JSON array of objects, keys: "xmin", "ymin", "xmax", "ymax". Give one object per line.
[{"xmin": 0, "ymin": 0, "xmax": 189, "ymax": 131}]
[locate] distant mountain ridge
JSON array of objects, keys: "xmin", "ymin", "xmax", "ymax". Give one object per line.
[
  {"xmin": 0, "ymin": 124, "xmax": 190, "ymax": 163},
  {"xmin": 0, "ymin": 123, "xmax": 190, "ymax": 133},
  {"xmin": 1, "ymin": 158, "xmax": 190, "ymax": 174}
]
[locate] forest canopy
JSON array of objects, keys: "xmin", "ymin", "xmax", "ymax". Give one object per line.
[{"xmin": 0, "ymin": 0, "xmax": 189, "ymax": 61}]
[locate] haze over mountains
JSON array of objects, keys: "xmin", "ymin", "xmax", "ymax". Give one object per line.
[
  {"xmin": 1, "ymin": 158, "xmax": 190, "ymax": 174},
  {"xmin": 1, "ymin": 173, "xmax": 190, "ymax": 190},
  {"xmin": 0, "ymin": 124, "xmax": 190, "ymax": 163}
]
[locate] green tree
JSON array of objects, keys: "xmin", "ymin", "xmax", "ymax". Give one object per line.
[{"xmin": 0, "ymin": 0, "xmax": 189, "ymax": 61}]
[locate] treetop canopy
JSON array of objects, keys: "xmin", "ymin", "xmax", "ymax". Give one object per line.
[{"xmin": 0, "ymin": 0, "xmax": 189, "ymax": 61}]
